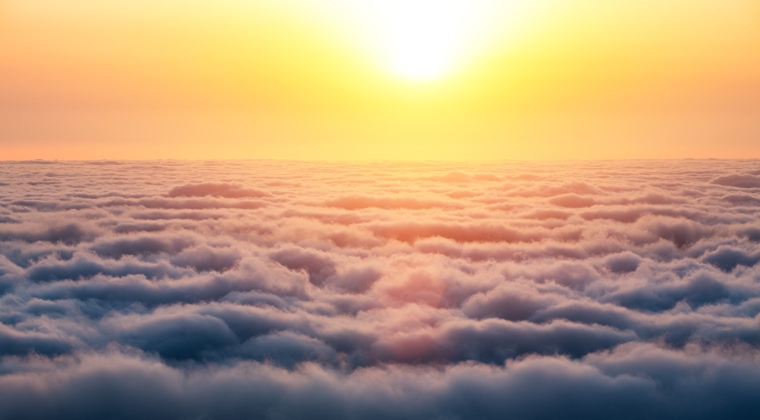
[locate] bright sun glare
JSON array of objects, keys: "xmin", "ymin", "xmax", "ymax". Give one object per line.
[
  {"xmin": 378, "ymin": 0, "xmax": 466, "ymax": 81},
  {"xmin": 353, "ymin": 0, "xmax": 524, "ymax": 82}
]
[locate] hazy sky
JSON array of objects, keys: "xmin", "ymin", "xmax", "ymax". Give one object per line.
[{"xmin": 1, "ymin": 0, "xmax": 759, "ymax": 160}]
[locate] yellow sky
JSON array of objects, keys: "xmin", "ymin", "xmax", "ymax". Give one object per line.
[{"xmin": 1, "ymin": 0, "xmax": 759, "ymax": 160}]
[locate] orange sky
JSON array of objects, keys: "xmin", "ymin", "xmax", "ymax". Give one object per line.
[{"xmin": 1, "ymin": 0, "xmax": 759, "ymax": 160}]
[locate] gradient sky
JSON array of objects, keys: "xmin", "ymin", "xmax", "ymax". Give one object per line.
[{"xmin": 1, "ymin": 0, "xmax": 759, "ymax": 160}]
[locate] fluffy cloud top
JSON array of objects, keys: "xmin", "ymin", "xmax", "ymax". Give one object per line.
[{"xmin": 0, "ymin": 160, "xmax": 759, "ymax": 419}]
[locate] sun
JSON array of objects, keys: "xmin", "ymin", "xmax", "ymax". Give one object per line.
[
  {"xmin": 352, "ymin": 0, "xmax": 524, "ymax": 83},
  {"xmin": 387, "ymin": 31, "xmax": 453, "ymax": 82},
  {"xmin": 376, "ymin": 0, "xmax": 466, "ymax": 82}
]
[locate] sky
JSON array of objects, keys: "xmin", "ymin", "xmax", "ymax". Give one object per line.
[
  {"xmin": 1, "ymin": 0, "xmax": 759, "ymax": 160},
  {"xmin": 1, "ymin": 160, "xmax": 760, "ymax": 418}
]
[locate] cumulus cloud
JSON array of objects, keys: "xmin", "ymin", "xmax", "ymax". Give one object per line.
[
  {"xmin": 0, "ymin": 159, "xmax": 759, "ymax": 418},
  {"xmin": 710, "ymin": 174, "xmax": 760, "ymax": 189},
  {"xmin": 168, "ymin": 183, "xmax": 270, "ymax": 198}
]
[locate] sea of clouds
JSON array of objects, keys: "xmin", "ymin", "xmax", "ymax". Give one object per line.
[{"xmin": 1, "ymin": 159, "xmax": 760, "ymax": 419}]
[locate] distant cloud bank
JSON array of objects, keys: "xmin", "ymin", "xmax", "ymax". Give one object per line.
[{"xmin": 1, "ymin": 160, "xmax": 759, "ymax": 419}]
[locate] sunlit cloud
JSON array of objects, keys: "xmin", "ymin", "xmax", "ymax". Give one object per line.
[{"xmin": 0, "ymin": 160, "xmax": 759, "ymax": 418}]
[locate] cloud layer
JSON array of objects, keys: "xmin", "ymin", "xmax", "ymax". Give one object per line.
[{"xmin": 1, "ymin": 159, "xmax": 759, "ymax": 419}]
